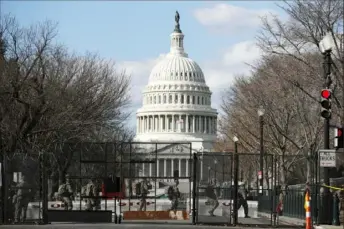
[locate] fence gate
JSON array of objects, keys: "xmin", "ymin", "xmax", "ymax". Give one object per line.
[
  {"xmin": 194, "ymin": 152, "xmax": 286, "ymax": 226},
  {"xmin": 0, "ymin": 152, "xmax": 52, "ymax": 225},
  {"xmin": 120, "ymin": 142, "xmax": 193, "ymax": 224}
]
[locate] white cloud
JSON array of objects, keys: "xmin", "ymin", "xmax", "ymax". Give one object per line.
[
  {"xmin": 203, "ymin": 40, "xmax": 262, "ymax": 113},
  {"xmin": 193, "ymin": 4, "xmax": 279, "ymax": 34},
  {"xmin": 120, "ymin": 40, "xmax": 262, "ymax": 129}
]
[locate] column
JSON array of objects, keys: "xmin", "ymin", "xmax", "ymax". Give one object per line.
[
  {"xmin": 164, "ymin": 159, "xmax": 167, "ymax": 177},
  {"xmin": 198, "ymin": 116, "xmax": 201, "ymax": 133},
  {"xmin": 160, "ymin": 115, "xmax": 163, "ymax": 132},
  {"xmin": 186, "ymin": 115, "xmax": 189, "ymax": 133},
  {"xmin": 164, "ymin": 115, "xmax": 167, "ymax": 131},
  {"xmin": 136, "ymin": 117, "xmax": 139, "ymax": 133},
  {"xmin": 155, "ymin": 116, "xmax": 158, "ymax": 131},
  {"xmin": 192, "ymin": 115, "xmax": 195, "ymax": 133},
  {"xmin": 186, "ymin": 159, "xmax": 189, "ymax": 177},
  {"xmin": 203, "ymin": 116, "xmax": 206, "ymax": 133},
  {"xmin": 172, "ymin": 114, "xmax": 175, "ymax": 132},
  {"xmin": 149, "ymin": 163, "xmax": 152, "ymax": 177},
  {"xmin": 171, "ymin": 159, "xmax": 174, "ymax": 176},
  {"xmin": 179, "ymin": 115, "xmax": 182, "ymax": 132},
  {"xmin": 157, "ymin": 159, "xmax": 160, "ymax": 177},
  {"xmin": 142, "ymin": 163, "xmax": 145, "ymax": 176},
  {"xmin": 179, "ymin": 159, "xmax": 182, "ymax": 176}
]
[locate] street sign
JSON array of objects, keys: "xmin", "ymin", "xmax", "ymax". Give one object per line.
[{"xmin": 319, "ymin": 149, "xmax": 336, "ymax": 167}]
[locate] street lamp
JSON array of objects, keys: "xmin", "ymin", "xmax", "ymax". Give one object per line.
[
  {"xmin": 208, "ymin": 166, "xmax": 211, "ymax": 181},
  {"xmin": 319, "ymin": 31, "xmax": 336, "ymax": 225},
  {"xmin": 233, "ymin": 136, "xmax": 239, "ymax": 225},
  {"xmin": 258, "ymin": 106, "xmax": 265, "ymax": 195},
  {"xmin": 214, "ymin": 160, "xmax": 218, "ymax": 181}
]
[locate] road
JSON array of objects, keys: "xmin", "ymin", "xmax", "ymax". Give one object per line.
[{"xmin": 0, "ymin": 224, "xmax": 304, "ymax": 229}]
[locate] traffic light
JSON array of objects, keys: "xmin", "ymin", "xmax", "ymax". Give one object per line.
[
  {"xmin": 320, "ymin": 89, "xmax": 332, "ymax": 119},
  {"xmin": 334, "ymin": 127, "xmax": 344, "ymax": 149}
]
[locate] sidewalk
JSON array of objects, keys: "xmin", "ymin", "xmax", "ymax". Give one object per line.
[
  {"xmin": 258, "ymin": 212, "xmax": 304, "ymax": 226},
  {"xmin": 314, "ymin": 226, "xmax": 342, "ymax": 229}
]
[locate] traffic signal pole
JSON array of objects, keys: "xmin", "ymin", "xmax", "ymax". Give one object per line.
[{"xmin": 321, "ymin": 49, "xmax": 332, "ymax": 224}]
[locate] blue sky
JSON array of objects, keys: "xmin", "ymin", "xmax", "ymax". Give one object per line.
[{"xmin": 2, "ymin": 1, "xmax": 286, "ymax": 131}]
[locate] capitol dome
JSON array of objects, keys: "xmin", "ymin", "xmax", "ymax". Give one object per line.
[
  {"xmin": 135, "ymin": 12, "xmax": 217, "ymax": 151},
  {"xmin": 148, "ymin": 54, "xmax": 206, "ymax": 84}
]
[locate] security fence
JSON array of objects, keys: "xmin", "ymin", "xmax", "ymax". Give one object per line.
[{"xmin": 0, "ymin": 142, "xmax": 193, "ymax": 224}]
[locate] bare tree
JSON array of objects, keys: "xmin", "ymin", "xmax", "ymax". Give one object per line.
[
  {"xmin": 0, "ymin": 15, "xmax": 132, "ymax": 198},
  {"xmin": 257, "ymin": 0, "xmax": 343, "ymax": 123},
  {"xmin": 220, "ymin": 53, "xmax": 324, "ymax": 188}
]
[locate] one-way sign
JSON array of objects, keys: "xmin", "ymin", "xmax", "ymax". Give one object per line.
[{"xmin": 319, "ymin": 149, "xmax": 336, "ymax": 167}]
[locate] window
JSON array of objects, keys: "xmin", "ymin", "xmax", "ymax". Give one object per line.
[
  {"xmin": 163, "ymin": 95, "xmax": 166, "ymax": 103},
  {"xmin": 186, "ymin": 95, "xmax": 190, "ymax": 104},
  {"xmin": 192, "ymin": 96, "xmax": 195, "ymax": 104},
  {"xmin": 197, "ymin": 96, "xmax": 200, "ymax": 104},
  {"xmin": 158, "ymin": 95, "xmax": 161, "ymax": 104},
  {"xmin": 169, "ymin": 95, "xmax": 172, "ymax": 103},
  {"xmin": 154, "ymin": 96, "xmax": 156, "ymax": 104},
  {"xmin": 175, "ymin": 95, "xmax": 178, "ymax": 103},
  {"xmin": 181, "ymin": 95, "xmax": 184, "ymax": 104},
  {"xmin": 202, "ymin": 97, "xmax": 204, "ymax": 105}
]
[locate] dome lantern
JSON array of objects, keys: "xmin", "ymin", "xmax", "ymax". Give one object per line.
[{"xmin": 170, "ymin": 11, "xmax": 187, "ymax": 57}]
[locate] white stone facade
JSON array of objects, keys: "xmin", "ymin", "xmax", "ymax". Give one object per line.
[{"xmin": 134, "ymin": 15, "xmax": 217, "ymax": 180}]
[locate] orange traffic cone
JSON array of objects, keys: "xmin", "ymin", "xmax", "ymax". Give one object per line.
[{"xmin": 304, "ymin": 189, "xmax": 312, "ymax": 229}]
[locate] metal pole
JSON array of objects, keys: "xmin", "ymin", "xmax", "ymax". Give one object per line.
[
  {"xmin": 233, "ymin": 142, "xmax": 239, "ymax": 226},
  {"xmin": 192, "ymin": 153, "xmax": 197, "ymax": 225},
  {"xmin": 321, "ymin": 50, "xmax": 331, "ymax": 224},
  {"xmin": 259, "ymin": 115, "xmax": 264, "ymax": 195}
]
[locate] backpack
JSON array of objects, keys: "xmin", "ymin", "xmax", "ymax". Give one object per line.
[
  {"xmin": 58, "ymin": 184, "xmax": 67, "ymax": 196},
  {"xmin": 167, "ymin": 186, "xmax": 174, "ymax": 200},
  {"xmin": 136, "ymin": 182, "xmax": 141, "ymax": 196},
  {"xmin": 86, "ymin": 183, "xmax": 94, "ymax": 196}
]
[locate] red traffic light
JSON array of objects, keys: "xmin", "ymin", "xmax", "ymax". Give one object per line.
[
  {"xmin": 321, "ymin": 89, "xmax": 331, "ymax": 99},
  {"xmin": 338, "ymin": 129, "xmax": 342, "ymax": 137}
]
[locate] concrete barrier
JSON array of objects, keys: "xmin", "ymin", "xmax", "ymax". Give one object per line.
[{"xmin": 123, "ymin": 210, "xmax": 189, "ymax": 220}]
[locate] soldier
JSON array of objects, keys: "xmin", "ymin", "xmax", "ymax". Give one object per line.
[
  {"xmin": 167, "ymin": 179, "xmax": 181, "ymax": 211},
  {"xmin": 58, "ymin": 174, "xmax": 74, "ymax": 210},
  {"xmin": 14, "ymin": 175, "xmax": 32, "ymax": 223},
  {"xmin": 237, "ymin": 183, "xmax": 249, "ymax": 218},
  {"xmin": 84, "ymin": 178, "xmax": 99, "ymax": 211},
  {"xmin": 139, "ymin": 178, "xmax": 150, "ymax": 211},
  {"xmin": 205, "ymin": 178, "xmax": 219, "ymax": 216}
]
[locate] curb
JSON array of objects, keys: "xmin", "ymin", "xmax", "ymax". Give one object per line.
[{"xmin": 258, "ymin": 212, "xmax": 304, "ymax": 226}]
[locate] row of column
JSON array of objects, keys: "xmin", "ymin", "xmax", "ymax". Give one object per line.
[
  {"xmin": 144, "ymin": 93, "xmax": 210, "ymax": 106},
  {"xmin": 136, "ymin": 114, "xmax": 217, "ymax": 134},
  {"xmin": 140, "ymin": 158, "xmax": 190, "ymax": 177}
]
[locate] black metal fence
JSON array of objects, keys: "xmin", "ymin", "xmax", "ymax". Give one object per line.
[{"xmin": 1, "ymin": 142, "xmax": 193, "ymax": 224}]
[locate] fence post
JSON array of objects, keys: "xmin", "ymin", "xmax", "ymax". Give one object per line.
[
  {"xmin": 192, "ymin": 152, "xmax": 197, "ymax": 225},
  {"xmin": 332, "ymin": 192, "xmax": 340, "ymax": 225}
]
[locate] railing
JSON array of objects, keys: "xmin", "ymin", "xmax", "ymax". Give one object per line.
[{"xmin": 258, "ymin": 188, "xmax": 323, "ymax": 221}]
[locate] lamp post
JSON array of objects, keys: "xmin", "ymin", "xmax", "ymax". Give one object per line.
[
  {"xmin": 214, "ymin": 160, "xmax": 218, "ymax": 181},
  {"xmin": 319, "ymin": 31, "xmax": 336, "ymax": 225},
  {"xmin": 233, "ymin": 136, "xmax": 239, "ymax": 225},
  {"xmin": 208, "ymin": 166, "xmax": 211, "ymax": 181},
  {"xmin": 258, "ymin": 107, "xmax": 265, "ymax": 195}
]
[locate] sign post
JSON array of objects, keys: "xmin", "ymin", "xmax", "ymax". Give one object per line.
[{"xmin": 319, "ymin": 149, "xmax": 336, "ymax": 167}]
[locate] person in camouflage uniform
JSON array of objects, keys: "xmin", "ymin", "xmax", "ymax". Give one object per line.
[
  {"xmin": 14, "ymin": 175, "xmax": 32, "ymax": 223},
  {"xmin": 167, "ymin": 179, "xmax": 180, "ymax": 211},
  {"xmin": 139, "ymin": 178, "xmax": 150, "ymax": 211},
  {"xmin": 58, "ymin": 174, "xmax": 74, "ymax": 210},
  {"xmin": 84, "ymin": 178, "xmax": 100, "ymax": 211},
  {"xmin": 205, "ymin": 178, "xmax": 219, "ymax": 216},
  {"xmin": 237, "ymin": 183, "xmax": 249, "ymax": 218}
]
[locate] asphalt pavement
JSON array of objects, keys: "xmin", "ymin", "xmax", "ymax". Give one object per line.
[{"xmin": 0, "ymin": 224, "xmax": 304, "ymax": 229}]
